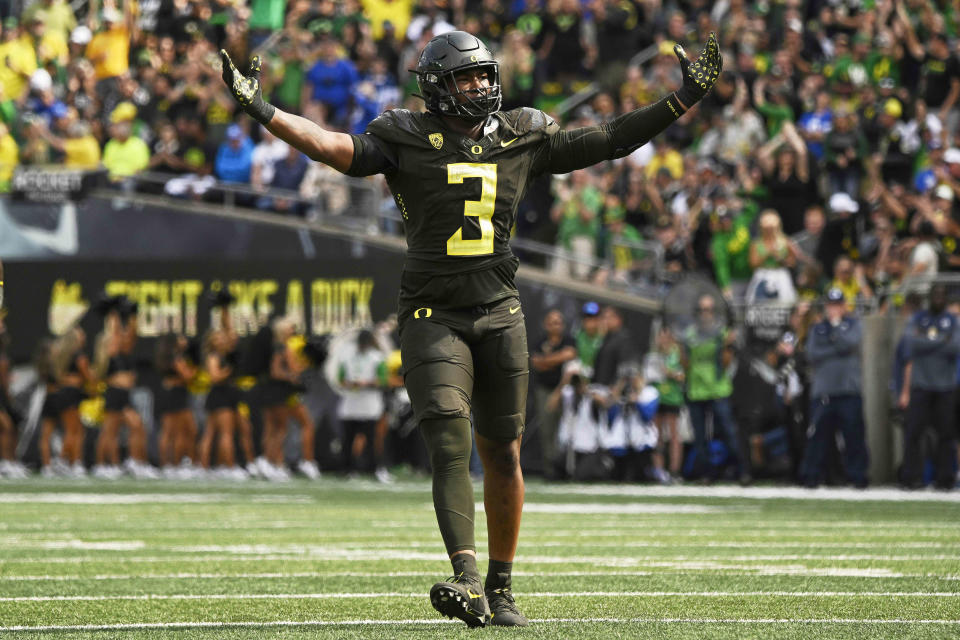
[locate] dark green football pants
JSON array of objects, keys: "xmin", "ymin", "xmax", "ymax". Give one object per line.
[{"xmin": 400, "ymin": 297, "xmax": 529, "ymax": 555}]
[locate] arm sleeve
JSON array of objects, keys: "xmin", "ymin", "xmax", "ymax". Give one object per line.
[
  {"xmin": 534, "ymin": 93, "xmax": 685, "ymax": 176},
  {"xmin": 345, "ymin": 133, "xmax": 398, "ymax": 177}
]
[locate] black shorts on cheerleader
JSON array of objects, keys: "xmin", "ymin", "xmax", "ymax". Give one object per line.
[
  {"xmin": 259, "ymin": 379, "xmax": 293, "ymax": 408},
  {"xmin": 57, "ymin": 386, "xmax": 87, "ymax": 412},
  {"xmin": 158, "ymin": 385, "xmax": 190, "ymax": 415},
  {"xmin": 104, "ymin": 386, "xmax": 133, "ymax": 412},
  {"xmin": 41, "ymin": 391, "xmax": 61, "ymax": 419},
  {"xmin": 205, "ymin": 383, "xmax": 238, "ymax": 412}
]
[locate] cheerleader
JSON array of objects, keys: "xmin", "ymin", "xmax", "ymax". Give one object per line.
[
  {"xmin": 255, "ymin": 317, "xmax": 298, "ymax": 481},
  {"xmin": 198, "ymin": 304, "xmax": 250, "ymax": 480},
  {"xmin": 94, "ymin": 299, "xmax": 156, "ymax": 479},
  {"xmin": 284, "ymin": 332, "xmax": 320, "ymax": 479},
  {"xmin": 50, "ymin": 326, "xmax": 94, "ymax": 477},
  {"xmin": 0, "ymin": 316, "xmax": 27, "ymax": 479},
  {"xmin": 155, "ymin": 334, "xmax": 200, "ymax": 478}
]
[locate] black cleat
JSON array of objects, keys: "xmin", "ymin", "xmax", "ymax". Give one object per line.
[
  {"xmin": 486, "ymin": 587, "xmax": 529, "ymax": 627},
  {"xmin": 429, "ymin": 572, "xmax": 488, "ymax": 628}
]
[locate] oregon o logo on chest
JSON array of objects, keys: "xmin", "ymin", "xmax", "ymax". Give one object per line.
[{"xmin": 471, "ymin": 144, "xmax": 483, "ymax": 155}]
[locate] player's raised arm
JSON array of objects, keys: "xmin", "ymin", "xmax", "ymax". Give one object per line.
[
  {"xmin": 220, "ymin": 50, "xmax": 361, "ymax": 175},
  {"xmin": 540, "ymin": 33, "xmax": 722, "ymax": 175}
]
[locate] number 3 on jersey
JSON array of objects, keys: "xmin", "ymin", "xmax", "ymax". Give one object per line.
[{"xmin": 446, "ymin": 162, "xmax": 497, "ymax": 256}]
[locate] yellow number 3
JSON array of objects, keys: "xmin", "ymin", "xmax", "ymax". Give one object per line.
[{"xmin": 446, "ymin": 162, "xmax": 497, "ymax": 256}]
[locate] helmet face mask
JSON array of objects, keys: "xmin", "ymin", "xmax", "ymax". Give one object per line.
[{"xmin": 414, "ymin": 31, "xmax": 502, "ymax": 120}]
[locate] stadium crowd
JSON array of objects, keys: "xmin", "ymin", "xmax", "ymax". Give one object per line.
[
  {"xmin": 2, "ymin": 0, "xmax": 960, "ymax": 298},
  {"xmin": 1, "ymin": 0, "xmax": 960, "ymax": 488}
]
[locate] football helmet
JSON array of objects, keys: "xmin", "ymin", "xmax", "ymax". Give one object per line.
[{"xmin": 413, "ymin": 31, "xmax": 501, "ymax": 119}]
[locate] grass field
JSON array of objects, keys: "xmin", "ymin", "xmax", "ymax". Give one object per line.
[{"xmin": 1, "ymin": 477, "xmax": 959, "ymax": 639}]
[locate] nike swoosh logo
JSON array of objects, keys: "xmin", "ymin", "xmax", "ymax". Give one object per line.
[
  {"xmin": 509, "ymin": 305, "xmax": 521, "ymax": 314},
  {"xmin": 500, "ymin": 137, "xmax": 519, "ymax": 148}
]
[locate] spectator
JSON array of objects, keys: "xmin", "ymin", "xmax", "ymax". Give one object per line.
[
  {"xmin": 823, "ymin": 108, "xmax": 867, "ymax": 197},
  {"xmin": 829, "ymin": 255, "xmax": 873, "ymax": 310},
  {"xmin": 758, "ymin": 122, "xmax": 812, "ymax": 236},
  {"xmin": 304, "ymin": 35, "xmax": 359, "ymax": 128},
  {"xmin": 907, "ymin": 221, "xmax": 939, "ymax": 280},
  {"xmin": 215, "ymin": 123, "xmax": 254, "ymax": 184},
  {"xmin": 575, "ymin": 301, "xmax": 604, "ymax": 377},
  {"xmin": 596, "ymin": 201, "xmax": 645, "ymax": 286},
  {"xmin": 711, "ymin": 199, "xmax": 759, "ymax": 300},
  {"xmin": 800, "ymin": 287, "xmax": 868, "ymax": 488},
  {"xmin": 264, "ymin": 146, "xmax": 309, "ymax": 214},
  {"xmin": 299, "ymin": 160, "xmax": 349, "ymax": 217},
  {"xmin": 898, "ymin": 285, "xmax": 960, "ymax": 490},
  {"xmin": 592, "ymin": 306, "xmax": 635, "ymax": 388},
  {"xmin": 530, "ymin": 309, "xmax": 577, "ymax": 479},
  {"xmin": 791, "ymin": 205, "xmax": 826, "ymax": 264},
  {"xmin": 648, "ymin": 326, "xmax": 685, "ymax": 479},
  {"xmin": 681, "ymin": 294, "xmax": 750, "ymax": 484},
  {"xmin": 747, "ymin": 210, "xmax": 800, "ymax": 305},
  {"xmin": 102, "ymin": 111, "xmax": 149, "ymax": 180},
  {"xmin": 0, "ymin": 18, "xmax": 37, "ymax": 103},
  {"xmin": 551, "ymin": 169, "xmax": 602, "ymax": 281},
  {"xmin": 899, "ymin": 12, "xmax": 960, "ymax": 134},
  {"xmin": 23, "ymin": 0, "xmax": 77, "ymax": 44},
  {"xmin": 250, "ymin": 128, "xmax": 289, "ymax": 192},
  {"xmin": 86, "ymin": 6, "xmax": 133, "ymax": 92},
  {"xmin": 817, "ymin": 192, "xmax": 863, "ymax": 273},
  {"xmin": 0, "ymin": 122, "xmax": 17, "ymax": 192},
  {"xmin": 798, "ymin": 90, "xmax": 833, "ymax": 161},
  {"xmin": 37, "ymin": 119, "xmax": 100, "ymax": 168},
  {"xmin": 333, "ymin": 329, "xmax": 388, "ymax": 476}
]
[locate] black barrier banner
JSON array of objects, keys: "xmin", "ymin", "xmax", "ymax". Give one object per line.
[
  {"xmin": 3, "ymin": 259, "xmax": 404, "ymax": 362},
  {"xmin": 4, "ymin": 259, "xmax": 655, "ymax": 365}
]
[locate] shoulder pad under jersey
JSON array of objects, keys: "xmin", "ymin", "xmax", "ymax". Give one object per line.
[
  {"xmin": 497, "ymin": 107, "xmax": 559, "ymax": 137},
  {"xmin": 364, "ymin": 109, "xmax": 435, "ymax": 148}
]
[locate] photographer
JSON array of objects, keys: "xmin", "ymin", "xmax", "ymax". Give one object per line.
[
  {"xmin": 898, "ymin": 285, "xmax": 960, "ymax": 490},
  {"xmin": 800, "ymin": 288, "xmax": 868, "ymax": 488},
  {"xmin": 549, "ymin": 363, "xmax": 610, "ymax": 481}
]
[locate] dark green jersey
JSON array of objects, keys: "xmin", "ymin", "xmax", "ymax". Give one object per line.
[
  {"xmin": 361, "ymin": 107, "xmax": 558, "ymax": 309},
  {"xmin": 347, "ymin": 93, "xmax": 685, "ymax": 309}
]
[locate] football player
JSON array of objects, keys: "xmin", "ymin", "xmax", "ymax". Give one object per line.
[{"xmin": 221, "ymin": 30, "xmax": 721, "ymax": 627}]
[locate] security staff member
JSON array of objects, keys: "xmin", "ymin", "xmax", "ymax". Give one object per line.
[
  {"xmin": 898, "ymin": 284, "xmax": 960, "ymax": 490},
  {"xmin": 801, "ymin": 287, "xmax": 868, "ymax": 488}
]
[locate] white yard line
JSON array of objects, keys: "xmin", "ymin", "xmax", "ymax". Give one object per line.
[
  {"xmin": 3, "ymin": 617, "xmax": 960, "ymax": 632},
  {"xmin": 531, "ymin": 484, "xmax": 960, "ymax": 502},
  {"xmin": 3, "ymin": 539, "xmax": 956, "ymax": 552},
  {"xmin": 4, "ymin": 551, "xmax": 959, "ymax": 565},
  {"xmin": 2, "ymin": 590, "xmax": 959, "ymax": 603},
  {"xmin": 0, "ymin": 493, "xmax": 312, "ymax": 504}
]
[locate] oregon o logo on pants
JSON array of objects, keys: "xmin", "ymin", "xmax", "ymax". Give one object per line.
[{"xmin": 414, "ymin": 307, "xmax": 433, "ymax": 319}]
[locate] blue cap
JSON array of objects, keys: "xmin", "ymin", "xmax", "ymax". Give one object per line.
[
  {"xmin": 826, "ymin": 287, "xmax": 845, "ymax": 303},
  {"xmin": 582, "ymin": 301, "xmax": 600, "ymax": 317},
  {"xmin": 226, "ymin": 123, "xmax": 243, "ymax": 140}
]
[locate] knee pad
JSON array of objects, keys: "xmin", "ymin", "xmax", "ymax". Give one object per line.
[{"xmin": 420, "ymin": 417, "xmax": 472, "ymax": 471}]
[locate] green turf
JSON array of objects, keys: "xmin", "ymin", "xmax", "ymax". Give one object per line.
[{"xmin": 0, "ymin": 477, "xmax": 958, "ymax": 639}]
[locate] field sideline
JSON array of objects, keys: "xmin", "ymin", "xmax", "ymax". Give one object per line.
[{"xmin": 1, "ymin": 478, "xmax": 958, "ymax": 639}]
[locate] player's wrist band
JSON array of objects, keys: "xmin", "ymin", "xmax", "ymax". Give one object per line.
[
  {"xmin": 249, "ymin": 100, "xmax": 276, "ymax": 126},
  {"xmin": 666, "ymin": 94, "xmax": 688, "ymax": 118}
]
